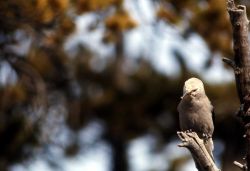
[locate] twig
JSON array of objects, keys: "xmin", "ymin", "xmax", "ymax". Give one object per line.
[{"xmin": 234, "ymin": 161, "xmax": 247, "ymax": 171}]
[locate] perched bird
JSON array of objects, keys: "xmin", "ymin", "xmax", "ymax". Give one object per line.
[{"xmin": 177, "ymin": 77, "xmax": 214, "ymax": 160}]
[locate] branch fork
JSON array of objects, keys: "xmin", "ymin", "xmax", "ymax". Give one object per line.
[{"xmin": 177, "ymin": 131, "xmax": 220, "ymax": 171}]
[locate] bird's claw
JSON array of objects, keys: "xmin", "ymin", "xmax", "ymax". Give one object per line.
[
  {"xmin": 186, "ymin": 129, "xmax": 193, "ymax": 133},
  {"xmin": 202, "ymin": 133, "xmax": 211, "ymax": 140}
]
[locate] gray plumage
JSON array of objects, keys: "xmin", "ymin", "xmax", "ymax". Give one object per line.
[{"xmin": 177, "ymin": 77, "xmax": 214, "ymax": 159}]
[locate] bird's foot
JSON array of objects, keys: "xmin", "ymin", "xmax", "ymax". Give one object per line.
[
  {"xmin": 185, "ymin": 129, "xmax": 193, "ymax": 133},
  {"xmin": 202, "ymin": 133, "xmax": 211, "ymax": 141}
]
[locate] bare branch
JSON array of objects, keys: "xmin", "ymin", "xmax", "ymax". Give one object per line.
[
  {"xmin": 234, "ymin": 161, "xmax": 247, "ymax": 171},
  {"xmin": 222, "ymin": 57, "xmax": 236, "ymax": 69},
  {"xmin": 177, "ymin": 131, "xmax": 220, "ymax": 171}
]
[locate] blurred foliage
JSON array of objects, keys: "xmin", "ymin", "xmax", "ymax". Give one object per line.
[
  {"xmin": 0, "ymin": 0, "xmax": 247, "ymax": 171},
  {"xmin": 158, "ymin": 0, "xmax": 233, "ymax": 60},
  {"xmin": 76, "ymin": 0, "xmax": 123, "ymax": 13}
]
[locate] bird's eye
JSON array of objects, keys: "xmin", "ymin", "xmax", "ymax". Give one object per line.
[{"xmin": 193, "ymin": 88, "xmax": 198, "ymax": 92}]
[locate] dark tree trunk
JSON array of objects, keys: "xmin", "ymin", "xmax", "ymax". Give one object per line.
[
  {"xmin": 108, "ymin": 136, "xmax": 128, "ymax": 171},
  {"xmin": 226, "ymin": 0, "xmax": 250, "ymax": 170}
]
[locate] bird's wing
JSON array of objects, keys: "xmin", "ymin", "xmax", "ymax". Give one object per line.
[
  {"xmin": 212, "ymin": 107, "xmax": 215, "ymax": 124},
  {"xmin": 211, "ymin": 104, "xmax": 215, "ymax": 124}
]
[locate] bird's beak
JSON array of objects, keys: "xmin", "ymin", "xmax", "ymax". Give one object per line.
[
  {"xmin": 180, "ymin": 94, "xmax": 186, "ymax": 99},
  {"xmin": 181, "ymin": 92, "xmax": 188, "ymax": 99},
  {"xmin": 181, "ymin": 88, "xmax": 198, "ymax": 99}
]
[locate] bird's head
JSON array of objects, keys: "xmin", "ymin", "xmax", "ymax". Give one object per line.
[{"xmin": 181, "ymin": 77, "xmax": 205, "ymax": 99}]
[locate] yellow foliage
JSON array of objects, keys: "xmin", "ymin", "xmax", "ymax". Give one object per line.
[
  {"xmin": 189, "ymin": 0, "xmax": 232, "ymax": 56},
  {"xmin": 105, "ymin": 10, "xmax": 137, "ymax": 32},
  {"xmin": 41, "ymin": 8, "xmax": 55, "ymax": 23},
  {"xmin": 50, "ymin": 0, "xmax": 69, "ymax": 12},
  {"xmin": 36, "ymin": 0, "xmax": 49, "ymax": 11},
  {"xmin": 158, "ymin": 0, "xmax": 232, "ymax": 56},
  {"xmin": 77, "ymin": 0, "xmax": 123, "ymax": 13},
  {"xmin": 1, "ymin": 84, "xmax": 27, "ymax": 108},
  {"xmin": 157, "ymin": 6, "xmax": 180, "ymax": 23},
  {"xmin": 60, "ymin": 17, "xmax": 75, "ymax": 35},
  {"xmin": 35, "ymin": 0, "xmax": 69, "ymax": 24},
  {"xmin": 36, "ymin": 0, "xmax": 69, "ymax": 12},
  {"xmin": 10, "ymin": 84, "xmax": 27, "ymax": 102},
  {"xmin": 28, "ymin": 49, "xmax": 53, "ymax": 76}
]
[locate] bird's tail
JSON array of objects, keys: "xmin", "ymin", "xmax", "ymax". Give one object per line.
[{"xmin": 204, "ymin": 138, "xmax": 214, "ymax": 161}]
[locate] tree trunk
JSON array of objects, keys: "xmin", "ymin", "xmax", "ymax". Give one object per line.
[
  {"xmin": 225, "ymin": 0, "xmax": 250, "ymax": 170},
  {"xmin": 108, "ymin": 136, "xmax": 128, "ymax": 171}
]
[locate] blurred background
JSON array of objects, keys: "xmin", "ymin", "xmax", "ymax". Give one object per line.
[{"xmin": 0, "ymin": 0, "xmax": 248, "ymax": 171}]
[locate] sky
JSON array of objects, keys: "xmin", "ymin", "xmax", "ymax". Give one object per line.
[{"xmin": 7, "ymin": 0, "xmax": 233, "ymax": 171}]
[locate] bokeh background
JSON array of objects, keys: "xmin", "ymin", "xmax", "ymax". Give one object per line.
[{"xmin": 0, "ymin": 0, "xmax": 248, "ymax": 171}]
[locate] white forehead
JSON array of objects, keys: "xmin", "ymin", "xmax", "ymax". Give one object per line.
[{"xmin": 183, "ymin": 77, "xmax": 204, "ymax": 93}]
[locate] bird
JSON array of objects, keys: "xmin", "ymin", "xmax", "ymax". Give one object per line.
[{"xmin": 177, "ymin": 77, "xmax": 214, "ymax": 160}]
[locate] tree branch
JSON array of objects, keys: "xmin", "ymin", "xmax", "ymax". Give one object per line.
[
  {"xmin": 177, "ymin": 131, "xmax": 220, "ymax": 171},
  {"xmin": 233, "ymin": 161, "xmax": 247, "ymax": 171}
]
